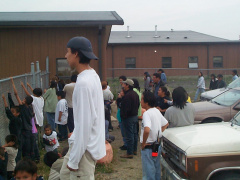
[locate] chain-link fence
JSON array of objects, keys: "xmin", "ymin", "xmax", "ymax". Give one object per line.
[
  {"xmin": 0, "ymin": 58, "xmax": 49, "ymax": 145},
  {"xmin": 107, "ymin": 68, "xmax": 240, "ymax": 101}
]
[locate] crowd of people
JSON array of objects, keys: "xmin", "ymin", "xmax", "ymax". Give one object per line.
[
  {"xmin": 0, "ymin": 35, "xmax": 239, "ymax": 180},
  {"xmin": 194, "ymin": 70, "xmax": 238, "ymax": 101}
]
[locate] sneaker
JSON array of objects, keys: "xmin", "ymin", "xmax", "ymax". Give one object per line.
[
  {"xmin": 120, "ymin": 154, "xmax": 133, "ymax": 159},
  {"xmin": 120, "ymin": 145, "xmax": 127, "ymax": 150}
]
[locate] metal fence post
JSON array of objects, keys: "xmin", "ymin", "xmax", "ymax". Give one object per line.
[
  {"xmin": 24, "ymin": 73, "xmax": 27, "ymax": 87},
  {"xmin": 46, "ymin": 56, "xmax": 49, "ymax": 89},
  {"xmin": 36, "ymin": 61, "xmax": 40, "ymax": 88},
  {"xmin": 31, "ymin": 62, "xmax": 36, "ymax": 89}
]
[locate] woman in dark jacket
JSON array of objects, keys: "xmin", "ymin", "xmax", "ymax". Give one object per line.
[{"xmin": 209, "ymin": 74, "xmax": 218, "ymax": 90}]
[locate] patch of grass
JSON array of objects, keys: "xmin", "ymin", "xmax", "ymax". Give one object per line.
[
  {"xmin": 95, "ymin": 163, "xmax": 114, "ymax": 173},
  {"xmin": 37, "ymin": 149, "xmax": 50, "ymax": 179}
]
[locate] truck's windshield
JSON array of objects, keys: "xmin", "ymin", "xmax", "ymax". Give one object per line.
[
  {"xmin": 211, "ymin": 89, "xmax": 240, "ymax": 106},
  {"xmin": 232, "ymin": 112, "xmax": 240, "ymax": 126},
  {"xmin": 228, "ymin": 77, "xmax": 240, "ymax": 88}
]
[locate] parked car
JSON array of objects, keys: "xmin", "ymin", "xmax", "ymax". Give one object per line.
[
  {"xmin": 200, "ymin": 77, "xmax": 240, "ymax": 101},
  {"xmin": 161, "ymin": 111, "xmax": 240, "ymax": 180},
  {"xmin": 193, "ymin": 87, "xmax": 240, "ymax": 124}
]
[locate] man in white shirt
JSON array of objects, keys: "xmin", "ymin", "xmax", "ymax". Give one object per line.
[
  {"xmin": 60, "ymin": 37, "xmax": 106, "ymax": 180},
  {"xmin": 63, "ymin": 74, "xmax": 77, "ymax": 133},
  {"xmin": 140, "ymin": 91, "xmax": 169, "ymax": 180}
]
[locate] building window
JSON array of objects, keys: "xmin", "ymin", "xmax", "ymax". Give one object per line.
[
  {"xmin": 125, "ymin": 57, "xmax": 136, "ymax": 68},
  {"xmin": 188, "ymin": 56, "xmax": 198, "ymax": 68},
  {"xmin": 162, "ymin": 57, "xmax": 172, "ymax": 68},
  {"xmin": 213, "ymin": 56, "xmax": 223, "ymax": 68},
  {"xmin": 56, "ymin": 58, "xmax": 72, "ymax": 77}
]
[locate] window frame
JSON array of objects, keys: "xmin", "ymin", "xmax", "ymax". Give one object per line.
[
  {"xmin": 125, "ymin": 57, "xmax": 136, "ymax": 68},
  {"xmin": 188, "ymin": 56, "xmax": 198, "ymax": 69},
  {"xmin": 213, "ymin": 56, "xmax": 223, "ymax": 68},
  {"xmin": 162, "ymin": 57, "xmax": 172, "ymax": 68}
]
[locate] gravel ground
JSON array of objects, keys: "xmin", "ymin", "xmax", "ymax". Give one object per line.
[{"xmin": 95, "ymin": 102, "xmax": 143, "ymax": 180}]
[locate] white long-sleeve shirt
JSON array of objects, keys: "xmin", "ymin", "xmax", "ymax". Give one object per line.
[
  {"xmin": 197, "ymin": 76, "xmax": 205, "ymax": 89},
  {"xmin": 67, "ymin": 69, "xmax": 106, "ymax": 169}
]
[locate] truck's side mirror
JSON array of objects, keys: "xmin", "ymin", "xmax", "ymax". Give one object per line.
[{"xmin": 233, "ymin": 103, "xmax": 240, "ymax": 111}]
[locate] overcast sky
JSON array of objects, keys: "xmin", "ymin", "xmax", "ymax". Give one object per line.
[{"xmin": 1, "ymin": 0, "xmax": 240, "ymax": 40}]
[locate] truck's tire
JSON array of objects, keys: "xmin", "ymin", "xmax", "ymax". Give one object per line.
[
  {"xmin": 210, "ymin": 171, "xmax": 240, "ymax": 180},
  {"xmin": 200, "ymin": 118, "xmax": 222, "ymax": 124}
]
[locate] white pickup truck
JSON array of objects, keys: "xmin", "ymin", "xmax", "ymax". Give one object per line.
[{"xmin": 161, "ymin": 112, "xmax": 240, "ymax": 180}]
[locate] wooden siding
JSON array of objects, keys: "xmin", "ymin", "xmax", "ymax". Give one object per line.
[
  {"xmin": 0, "ymin": 26, "xmax": 111, "ymax": 80},
  {"xmin": 106, "ymin": 43, "xmax": 240, "ymax": 78}
]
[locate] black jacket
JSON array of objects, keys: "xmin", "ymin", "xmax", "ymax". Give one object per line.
[
  {"xmin": 120, "ymin": 89, "xmax": 140, "ymax": 119},
  {"xmin": 209, "ymin": 79, "xmax": 218, "ymax": 90},
  {"xmin": 217, "ymin": 80, "xmax": 226, "ymax": 89}
]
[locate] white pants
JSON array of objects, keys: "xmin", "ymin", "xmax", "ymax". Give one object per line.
[{"xmin": 60, "ymin": 145, "xmax": 96, "ymax": 180}]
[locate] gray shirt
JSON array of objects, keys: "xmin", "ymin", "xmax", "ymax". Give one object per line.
[
  {"xmin": 63, "ymin": 82, "xmax": 75, "ymax": 108},
  {"xmin": 144, "ymin": 77, "xmax": 152, "ymax": 91},
  {"xmin": 103, "ymin": 89, "xmax": 114, "ymax": 101},
  {"xmin": 164, "ymin": 103, "xmax": 195, "ymax": 128}
]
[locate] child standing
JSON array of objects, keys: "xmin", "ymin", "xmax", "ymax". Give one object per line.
[
  {"xmin": 2, "ymin": 94, "xmax": 21, "ymax": 137},
  {"xmin": 21, "ymin": 82, "xmax": 44, "ymax": 163},
  {"xmin": 43, "ymin": 124, "xmax": 59, "ymax": 153},
  {"xmin": 2, "ymin": 135, "xmax": 18, "ymax": 180},
  {"xmin": 10, "ymin": 77, "xmax": 34, "ymax": 160},
  {"xmin": 2, "ymin": 94, "xmax": 22, "ymax": 163},
  {"xmin": 55, "ymin": 91, "xmax": 68, "ymax": 141}
]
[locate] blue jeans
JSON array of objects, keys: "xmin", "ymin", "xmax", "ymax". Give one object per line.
[
  {"xmin": 141, "ymin": 146, "xmax": 161, "ymax": 180},
  {"xmin": 58, "ymin": 124, "xmax": 68, "ymax": 139},
  {"xmin": 122, "ymin": 116, "xmax": 138, "ymax": 155},
  {"xmin": 67, "ymin": 108, "xmax": 74, "ymax": 133},
  {"xmin": 33, "ymin": 133, "xmax": 40, "ymax": 160},
  {"xmin": 46, "ymin": 112, "xmax": 56, "ymax": 131},
  {"xmin": 194, "ymin": 88, "xmax": 205, "ymax": 101},
  {"xmin": 119, "ymin": 122, "xmax": 127, "ymax": 147}
]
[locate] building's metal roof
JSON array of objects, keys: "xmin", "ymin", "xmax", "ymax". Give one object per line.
[
  {"xmin": 108, "ymin": 31, "xmax": 239, "ymax": 44},
  {"xmin": 0, "ymin": 11, "xmax": 124, "ymax": 26}
]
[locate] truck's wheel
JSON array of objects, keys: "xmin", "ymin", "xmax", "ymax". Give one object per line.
[
  {"xmin": 200, "ymin": 118, "xmax": 221, "ymax": 124},
  {"xmin": 210, "ymin": 171, "xmax": 240, "ymax": 180}
]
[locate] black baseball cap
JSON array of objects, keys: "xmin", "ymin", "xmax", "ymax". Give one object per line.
[{"xmin": 67, "ymin": 37, "xmax": 98, "ymax": 60}]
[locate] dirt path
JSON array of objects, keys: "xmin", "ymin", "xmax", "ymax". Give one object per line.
[{"xmin": 95, "ymin": 103, "xmax": 142, "ymax": 180}]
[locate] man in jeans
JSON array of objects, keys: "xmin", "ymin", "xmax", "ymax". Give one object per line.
[
  {"xmin": 140, "ymin": 91, "xmax": 169, "ymax": 179},
  {"xmin": 120, "ymin": 79, "xmax": 139, "ymax": 158}
]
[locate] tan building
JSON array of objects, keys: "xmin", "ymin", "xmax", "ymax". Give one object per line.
[
  {"xmin": 0, "ymin": 11, "xmax": 124, "ymax": 80},
  {"xmin": 106, "ymin": 30, "xmax": 240, "ymax": 78}
]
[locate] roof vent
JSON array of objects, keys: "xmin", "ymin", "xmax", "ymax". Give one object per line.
[
  {"xmin": 126, "ymin": 26, "xmax": 131, "ymax": 38},
  {"xmin": 154, "ymin": 25, "xmax": 160, "ymax": 38},
  {"xmin": 184, "ymin": 36, "xmax": 188, "ymax": 39},
  {"xmin": 166, "ymin": 36, "xmax": 170, "ymax": 39}
]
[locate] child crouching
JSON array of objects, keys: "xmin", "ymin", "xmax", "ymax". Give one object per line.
[{"xmin": 43, "ymin": 124, "xmax": 59, "ymax": 153}]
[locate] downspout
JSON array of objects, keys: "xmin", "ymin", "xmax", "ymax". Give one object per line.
[
  {"xmin": 98, "ymin": 25, "xmax": 103, "ymax": 80},
  {"xmin": 112, "ymin": 45, "xmax": 115, "ymax": 79},
  {"xmin": 207, "ymin": 44, "xmax": 209, "ymax": 77}
]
